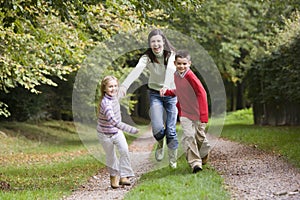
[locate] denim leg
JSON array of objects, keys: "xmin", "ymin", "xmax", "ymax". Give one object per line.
[
  {"xmin": 149, "ymin": 91, "xmax": 166, "ymax": 141},
  {"xmin": 164, "ymin": 96, "xmax": 178, "ymax": 150}
]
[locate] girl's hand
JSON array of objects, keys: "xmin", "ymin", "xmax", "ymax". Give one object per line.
[{"xmin": 132, "ymin": 128, "xmax": 139, "ymax": 134}]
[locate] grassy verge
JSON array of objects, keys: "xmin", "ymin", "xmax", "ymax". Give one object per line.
[
  {"xmin": 0, "ymin": 121, "xmax": 103, "ymax": 199},
  {"xmin": 221, "ymin": 108, "xmax": 300, "ymax": 168},
  {"xmin": 0, "ymin": 120, "xmax": 148, "ymax": 199}
]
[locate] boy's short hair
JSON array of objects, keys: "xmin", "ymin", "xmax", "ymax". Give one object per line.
[{"xmin": 175, "ymin": 49, "xmax": 191, "ymax": 61}]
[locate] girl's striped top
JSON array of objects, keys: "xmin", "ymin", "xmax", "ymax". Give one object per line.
[{"xmin": 97, "ymin": 94, "xmax": 138, "ymax": 135}]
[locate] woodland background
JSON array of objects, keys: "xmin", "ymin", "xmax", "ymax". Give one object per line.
[{"xmin": 1, "ymin": 0, "xmax": 300, "ymax": 125}]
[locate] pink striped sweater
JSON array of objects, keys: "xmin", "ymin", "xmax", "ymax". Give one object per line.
[{"xmin": 97, "ymin": 94, "xmax": 138, "ymax": 135}]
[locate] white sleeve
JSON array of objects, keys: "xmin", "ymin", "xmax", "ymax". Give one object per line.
[
  {"xmin": 121, "ymin": 55, "xmax": 149, "ymax": 90},
  {"xmin": 163, "ymin": 52, "xmax": 176, "ymax": 89}
]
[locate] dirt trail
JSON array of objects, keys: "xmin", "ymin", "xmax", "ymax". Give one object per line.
[
  {"xmin": 209, "ymin": 136, "xmax": 300, "ymax": 200},
  {"xmin": 64, "ymin": 131, "xmax": 300, "ymax": 200}
]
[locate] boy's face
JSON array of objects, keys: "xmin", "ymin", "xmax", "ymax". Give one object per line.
[{"xmin": 174, "ymin": 57, "xmax": 191, "ymax": 74}]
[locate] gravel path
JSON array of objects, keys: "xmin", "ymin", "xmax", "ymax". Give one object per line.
[
  {"xmin": 209, "ymin": 137, "xmax": 300, "ymax": 200},
  {"xmin": 64, "ymin": 131, "xmax": 300, "ymax": 200}
]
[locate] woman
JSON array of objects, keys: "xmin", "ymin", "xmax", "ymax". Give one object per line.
[{"xmin": 120, "ymin": 29, "xmax": 178, "ymax": 168}]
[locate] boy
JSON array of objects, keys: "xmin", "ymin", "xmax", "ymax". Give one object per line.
[{"xmin": 160, "ymin": 49, "xmax": 210, "ymax": 173}]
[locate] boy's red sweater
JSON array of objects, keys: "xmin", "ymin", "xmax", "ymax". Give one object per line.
[{"xmin": 165, "ymin": 69, "xmax": 208, "ymax": 123}]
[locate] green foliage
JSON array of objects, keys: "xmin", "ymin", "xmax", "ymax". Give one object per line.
[
  {"xmin": 1, "ymin": 0, "xmax": 300, "ymax": 118},
  {"xmin": 247, "ymin": 11, "xmax": 300, "ymax": 104},
  {"xmin": 0, "ymin": 0, "xmax": 147, "ymax": 117},
  {"xmin": 0, "ymin": 102, "xmax": 10, "ymax": 117}
]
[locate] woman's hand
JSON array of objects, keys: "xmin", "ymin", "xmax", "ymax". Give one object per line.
[
  {"xmin": 159, "ymin": 87, "xmax": 167, "ymax": 97},
  {"xmin": 118, "ymin": 84, "xmax": 127, "ymax": 98}
]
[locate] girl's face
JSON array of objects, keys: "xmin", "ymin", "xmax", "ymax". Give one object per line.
[
  {"xmin": 174, "ymin": 57, "xmax": 191, "ymax": 74},
  {"xmin": 149, "ymin": 35, "xmax": 164, "ymax": 54},
  {"xmin": 105, "ymin": 79, "xmax": 118, "ymax": 97}
]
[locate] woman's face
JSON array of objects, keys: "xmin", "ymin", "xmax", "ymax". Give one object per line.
[
  {"xmin": 105, "ymin": 79, "xmax": 118, "ymax": 97},
  {"xmin": 149, "ymin": 35, "xmax": 164, "ymax": 54}
]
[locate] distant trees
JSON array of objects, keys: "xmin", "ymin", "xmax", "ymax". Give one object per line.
[
  {"xmin": 1, "ymin": 0, "xmax": 300, "ymax": 125},
  {"xmin": 247, "ymin": 11, "xmax": 300, "ymax": 125}
]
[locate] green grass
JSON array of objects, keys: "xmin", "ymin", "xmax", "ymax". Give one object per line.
[
  {"xmin": 0, "ymin": 156, "xmax": 103, "ymax": 199},
  {"xmin": 0, "ymin": 121, "xmax": 103, "ymax": 199},
  {"xmin": 125, "ymin": 157, "xmax": 230, "ymax": 200},
  {"xmin": 222, "ymin": 108, "xmax": 300, "ymax": 168}
]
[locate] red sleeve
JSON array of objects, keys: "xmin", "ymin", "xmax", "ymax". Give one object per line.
[
  {"xmin": 185, "ymin": 71, "xmax": 208, "ymax": 123},
  {"xmin": 164, "ymin": 89, "xmax": 176, "ymax": 97}
]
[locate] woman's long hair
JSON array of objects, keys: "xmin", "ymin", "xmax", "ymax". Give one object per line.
[{"xmin": 145, "ymin": 29, "xmax": 176, "ymax": 65}]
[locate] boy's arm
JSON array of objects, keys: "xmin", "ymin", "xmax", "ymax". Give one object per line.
[{"xmin": 186, "ymin": 73, "xmax": 208, "ymax": 123}]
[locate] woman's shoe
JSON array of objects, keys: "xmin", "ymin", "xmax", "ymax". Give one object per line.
[
  {"xmin": 168, "ymin": 149, "xmax": 177, "ymax": 169},
  {"xmin": 155, "ymin": 140, "xmax": 164, "ymax": 161}
]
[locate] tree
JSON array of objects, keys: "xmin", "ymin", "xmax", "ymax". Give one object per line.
[
  {"xmin": 247, "ymin": 11, "xmax": 300, "ymax": 125},
  {"xmin": 0, "ymin": 0, "xmax": 146, "ymax": 118}
]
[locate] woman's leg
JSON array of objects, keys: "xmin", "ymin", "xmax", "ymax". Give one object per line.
[
  {"xmin": 164, "ymin": 95, "xmax": 178, "ymax": 150},
  {"xmin": 149, "ymin": 91, "xmax": 165, "ymax": 141}
]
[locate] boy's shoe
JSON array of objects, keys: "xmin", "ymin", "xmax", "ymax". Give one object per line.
[
  {"xmin": 119, "ymin": 177, "xmax": 131, "ymax": 186},
  {"xmin": 155, "ymin": 140, "xmax": 164, "ymax": 161},
  {"xmin": 192, "ymin": 165, "xmax": 202, "ymax": 173},
  {"xmin": 110, "ymin": 176, "xmax": 119, "ymax": 189},
  {"xmin": 202, "ymin": 153, "xmax": 209, "ymax": 165},
  {"xmin": 168, "ymin": 149, "xmax": 177, "ymax": 169}
]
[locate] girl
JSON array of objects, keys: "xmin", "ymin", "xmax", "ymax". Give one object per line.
[{"xmin": 97, "ymin": 75, "xmax": 139, "ymax": 189}]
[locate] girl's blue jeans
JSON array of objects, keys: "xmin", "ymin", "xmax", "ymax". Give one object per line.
[{"xmin": 149, "ymin": 90, "xmax": 178, "ymax": 150}]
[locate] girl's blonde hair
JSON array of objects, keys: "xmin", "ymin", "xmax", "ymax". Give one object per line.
[{"xmin": 98, "ymin": 75, "xmax": 118, "ymax": 114}]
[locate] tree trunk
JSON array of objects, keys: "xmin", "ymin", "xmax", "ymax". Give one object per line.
[{"xmin": 253, "ymin": 102, "xmax": 300, "ymax": 125}]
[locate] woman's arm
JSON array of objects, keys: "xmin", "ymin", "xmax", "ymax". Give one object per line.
[
  {"xmin": 120, "ymin": 55, "xmax": 149, "ymax": 93},
  {"xmin": 163, "ymin": 52, "xmax": 176, "ymax": 89}
]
